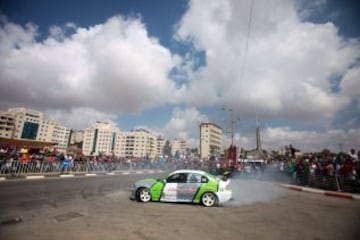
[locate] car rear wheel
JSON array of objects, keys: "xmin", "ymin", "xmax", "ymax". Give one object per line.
[
  {"xmin": 201, "ymin": 192, "xmax": 217, "ymax": 207},
  {"xmin": 137, "ymin": 188, "xmax": 151, "ymax": 202}
]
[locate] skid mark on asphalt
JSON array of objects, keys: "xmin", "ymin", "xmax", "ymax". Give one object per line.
[
  {"xmin": 105, "ymin": 190, "xmax": 128, "ymax": 197},
  {"xmin": 54, "ymin": 211, "xmax": 84, "ymax": 222},
  {"xmin": 132, "ymin": 228, "xmax": 154, "ymax": 240}
]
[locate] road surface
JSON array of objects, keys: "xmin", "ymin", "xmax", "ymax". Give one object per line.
[{"xmin": 0, "ymin": 173, "xmax": 359, "ymax": 240}]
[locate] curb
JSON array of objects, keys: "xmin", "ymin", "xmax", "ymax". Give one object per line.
[
  {"xmin": 26, "ymin": 175, "xmax": 45, "ymax": 180},
  {"xmin": 85, "ymin": 173, "xmax": 97, "ymax": 177},
  {"xmin": 280, "ymin": 184, "xmax": 360, "ymax": 200},
  {"xmin": 60, "ymin": 174, "xmax": 75, "ymax": 178},
  {"xmin": 0, "ymin": 170, "xmax": 164, "ymax": 181}
]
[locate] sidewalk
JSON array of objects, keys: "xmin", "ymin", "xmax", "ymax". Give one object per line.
[
  {"xmin": 280, "ymin": 183, "xmax": 360, "ymax": 200},
  {"xmin": 0, "ymin": 169, "xmax": 165, "ymax": 181}
]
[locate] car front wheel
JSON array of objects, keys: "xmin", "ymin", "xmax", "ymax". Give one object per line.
[
  {"xmin": 137, "ymin": 188, "xmax": 151, "ymax": 202},
  {"xmin": 201, "ymin": 192, "xmax": 217, "ymax": 207}
]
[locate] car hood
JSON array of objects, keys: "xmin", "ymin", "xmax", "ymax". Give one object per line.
[{"xmin": 134, "ymin": 178, "xmax": 158, "ymax": 189}]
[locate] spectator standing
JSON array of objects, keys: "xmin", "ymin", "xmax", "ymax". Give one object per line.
[
  {"xmin": 289, "ymin": 144, "xmax": 296, "ymax": 158},
  {"xmin": 349, "ymin": 149, "xmax": 358, "ymax": 160},
  {"xmin": 60, "ymin": 155, "xmax": 70, "ymax": 173},
  {"xmin": 354, "ymin": 150, "xmax": 360, "ymax": 178},
  {"xmin": 341, "ymin": 157, "xmax": 355, "ymax": 181},
  {"xmin": 295, "ymin": 158, "xmax": 309, "ymax": 186},
  {"xmin": 348, "ymin": 149, "xmax": 359, "ymax": 178},
  {"xmin": 20, "ymin": 146, "xmax": 29, "ymax": 165}
]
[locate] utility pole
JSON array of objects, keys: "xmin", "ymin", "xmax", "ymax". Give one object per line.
[
  {"xmin": 230, "ymin": 108, "xmax": 234, "ymax": 145},
  {"xmin": 339, "ymin": 143, "xmax": 343, "ymax": 153},
  {"xmin": 222, "ymin": 106, "xmax": 240, "ymax": 146}
]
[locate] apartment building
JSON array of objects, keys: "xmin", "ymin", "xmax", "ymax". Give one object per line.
[
  {"xmin": 119, "ymin": 129, "xmax": 156, "ymax": 158},
  {"xmin": 70, "ymin": 130, "xmax": 84, "ymax": 144},
  {"xmin": 82, "ymin": 122, "xmax": 121, "ymax": 156},
  {"xmin": 199, "ymin": 122, "xmax": 222, "ymax": 159},
  {"xmin": 0, "ymin": 112, "xmax": 15, "ymax": 139},
  {"xmin": 156, "ymin": 136, "xmax": 166, "ymax": 157},
  {"xmin": 0, "ymin": 108, "xmax": 71, "ymax": 152},
  {"xmin": 82, "ymin": 124, "xmax": 169, "ymax": 158},
  {"xmin": 172, "ymin": 139, "xmax": 187, "ymax": 156}
]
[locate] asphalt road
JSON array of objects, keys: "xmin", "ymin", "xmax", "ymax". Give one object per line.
[{"xmin": 0, "ymin": 173, "xmax": 359, "ymax": 240}]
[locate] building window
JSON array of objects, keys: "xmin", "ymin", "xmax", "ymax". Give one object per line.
[{"xmin": 21, "ymin": 121, "xmax": 39, "ymax": 140}]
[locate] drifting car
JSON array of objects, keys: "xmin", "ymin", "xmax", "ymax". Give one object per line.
[{"xmin": 130, "ymin": 169, "xmax": 232, "ymax": 207}]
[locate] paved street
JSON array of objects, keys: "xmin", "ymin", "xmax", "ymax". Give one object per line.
[{"xmin": 0, "ymin": 174, "xmax": 359, "ymax": 240}]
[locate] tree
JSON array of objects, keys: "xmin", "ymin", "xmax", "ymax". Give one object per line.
[
  {"xmin": 163, "ymin": 140, "xmax": 172, "ymax": 157},
  {"xmin": 186, "ymin": 148, "xmax": 199, "ymax": 158}
]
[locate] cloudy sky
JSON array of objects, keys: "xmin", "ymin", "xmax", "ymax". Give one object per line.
[{"xmin": 0, "ymin": 0, "xmax": 359, "ymax": 152}]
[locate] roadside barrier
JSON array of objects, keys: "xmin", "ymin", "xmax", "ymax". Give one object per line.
[{"xmin": 0, "ymin": 159, "xmax": 163, "ymax": 176}]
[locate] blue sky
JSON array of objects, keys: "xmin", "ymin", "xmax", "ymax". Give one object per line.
[{"xmin": 0, "ymin": 0, "xmax": 359, "ymax": 152}]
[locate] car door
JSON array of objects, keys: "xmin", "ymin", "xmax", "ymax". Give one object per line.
[
  {"xmin": 176, "ymin": 173, "xmax": 203, "ymax": 202},
  {"xmin": 161, "ymin": 172, "xmax": 188, "ymax": 202}
]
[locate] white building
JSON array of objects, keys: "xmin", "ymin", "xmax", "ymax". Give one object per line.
[
  {"xmin": 70, "ymin": 130, "xmax": 84, "ymax": 144},
  {"xmin": 0, "ymin": 108, "xmax": 71, "ymax": 152},
  {"xmin": 156, "ymin": 136, "xmax": 166, "ymax": 157},
  {"xmin": 82, "ymin": 122, "xmax": 121, "ymax": 156},
  {"xmin": 119, "ymin": 129, "xmax": 156, "ymax": 158},
  {"xmin": 82, "ymin": 124, "xmax": 168, "ymax": 158},
  {"xmin": 172, "ymin": 139, "xmax": 186, "ymax": 156},
  {"xmin": 199, "ymin": 122, "xmax": 222, "ymax": 159},
  {"xmin": 0, "ymin": 112, "xmax": 15, "ymax": 139}
]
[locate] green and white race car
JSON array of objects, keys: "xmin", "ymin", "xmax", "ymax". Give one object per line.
[{"xmin": 130, "ymin": 169, "xmax": 232, "ymax": 207}]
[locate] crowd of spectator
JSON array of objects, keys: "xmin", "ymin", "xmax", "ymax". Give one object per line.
[
  {"xmin": 275, "ymin": 149, "xmax": 360, "ymax": 192},
  {"xmin": 0, "ymin": 145, "xmax": 212, "ymax": 174},
  {"xmin": 1, "ymin": 144, "xmax": 359, "ymax": 193},
  {"xmin": 232, "ymin": 148, "xmax": 360, "ymax": 193}
]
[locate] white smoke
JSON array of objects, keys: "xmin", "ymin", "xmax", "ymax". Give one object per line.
[{"xmin": 225, "ymin": 179, "xmax": 284, "ymax": 206}]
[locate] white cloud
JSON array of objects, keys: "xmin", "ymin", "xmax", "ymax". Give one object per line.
[
  {"xmin": 339, "ymin": 67, "xmax": 360, "ymax": 108},
  {"xmin": 44, "ymin": 107, "xmax": 117, "ymax": 130},
  {"xmin": 259, "ymin": 127, "xmax": 360, "ymax": 152},
  {"xmin": 163, "ymin": 107, "xmax": 208, "ymax": 145},
  {"xmin": 124, "ymin": 107, "xmax": 209, "ymax": 149},
  {"xmin": 175, "ymin": 0, "xmax": 359, "ymax": 125},
  {"xmin": 295, "ymin": 0, "xmax": 327, "ymax": 20},
  {"xmin": 0, "ymin": 15, "xmax": 181, "ymax": 125},
  {"xmin": 1, "ymin": 1, "xmax": 359, "ymax": 153}
]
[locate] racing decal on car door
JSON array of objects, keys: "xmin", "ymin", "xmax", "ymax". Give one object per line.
[
  {"xmin": 161, "ymin": 182, "xmax": 178, "ymax": 201},
  {"xmin": 161, "ymin": 183, "xmax": 201, "ymax": 202},
  {"xmin": 161, "ymin": 172, "xmax": 203, "ymax": 202},
  {"xmin": 176, "ymin": 183, "xmax": 201, "ymax": 201}
]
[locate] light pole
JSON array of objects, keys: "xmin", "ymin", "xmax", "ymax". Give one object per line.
[
  {"xmin": 221, "ymin": 106, "xmax": 240, "ymax": 146},
  {"xmin": 339, "ymin": 143, "xmax": 343, "ymax": 153}
]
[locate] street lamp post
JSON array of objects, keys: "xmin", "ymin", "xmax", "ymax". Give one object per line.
[{"xmin": 221, "ymin": 106, "xmax": 240, "ymax": 146}]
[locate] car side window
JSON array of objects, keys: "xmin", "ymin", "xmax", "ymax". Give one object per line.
[
  {"xmin": 166, "ymin": 173, "xmax": 187, "ymax": 183},
  {"xmin": 201, "ymin": 176, "xmax": 208, "ymax": 183},
  {"xmin": 187, "ymin": 173, "xmax": 201, "ymax": 183}
]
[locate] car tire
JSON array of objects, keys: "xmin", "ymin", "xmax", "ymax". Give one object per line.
[
  {"xmin": 201, "ymin": 192, "xmax": 217, "ymax": 207},
  {"xmin": 137, "ymin": 188, "xmax": 151, "ymax": 203}
]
